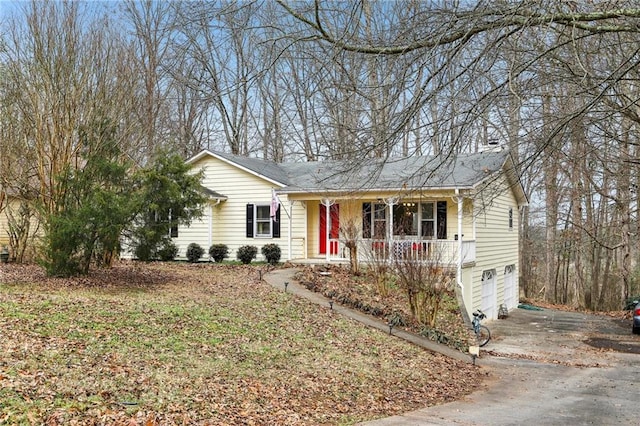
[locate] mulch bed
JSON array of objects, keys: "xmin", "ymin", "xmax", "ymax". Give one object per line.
[{"xmin": 294, "ymin": 264, "xmax": 473, "ymax": 352}]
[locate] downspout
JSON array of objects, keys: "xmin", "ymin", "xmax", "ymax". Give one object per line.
[
  {"xmin": 208, "ymin": 204, "xmax": 212, "ymax": 249},
  {"xmin": 456, "ymin": 189, "xmax": 463, "ymax": 289},
  {"xmin": 208, "ymin": 198, "xmax": 221, "ymax": 252}
]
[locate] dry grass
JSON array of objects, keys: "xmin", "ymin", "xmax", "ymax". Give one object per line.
[{"xmin": 0, "ymin": 262, "xmax": 480, "ymax": 425}]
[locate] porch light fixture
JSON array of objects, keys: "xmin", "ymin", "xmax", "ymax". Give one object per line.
[{"xmin": 384, "ymin": 197, "xmax": 399, "ymax": 206}]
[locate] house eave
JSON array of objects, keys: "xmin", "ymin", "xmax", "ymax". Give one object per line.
[{"xmin": 277, "ymin": 185, "xmax": 475, "ymax": 196}]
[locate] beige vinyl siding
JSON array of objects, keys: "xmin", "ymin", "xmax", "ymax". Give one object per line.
[
  {"xmin": 174, "ymin": 156, "xmax": 306, "ymax": 261},
  {"xmin": 276, "ymin": 196, "xmax": 307, "ymax": 260},
  {"xmin": 307, "ymin": 202, "xmax": 320, "ymax": 258},
  {"xmin": 0, "ymin": 199, "xmax": 42, "ymax": 260},
  {"xmin": 446, "ymin": 198, "xmax": 475, "ymax": 241},
  {"xmin": 468, "ymin": 175, "xmax": 520, "ymax": 319},
  {"xmin": 461, "ymin": 266, "xmax": 474, "ymax": 316},
  {"xmin": 172, "ymin": 203, "xmax": 212, "ymax": 259},
  {"xmin": 0, "ymin": 208, "xmax": 10, "ymax": 246}
]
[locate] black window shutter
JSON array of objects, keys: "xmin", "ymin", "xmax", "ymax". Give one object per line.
[
  {"xmin": 362, "ymin": 202, "xmax": 371, "ymax": 238},
  {"xmin": 437, "ymin": 201, "xmax": 447, "ymax": 239},
  {"xmin": 246, "ymin": 204, "xmax": 254, "ymax": 238},
  {"xmin": 272, "ymin": 206, "xmax": 281, "ymax": 238}
]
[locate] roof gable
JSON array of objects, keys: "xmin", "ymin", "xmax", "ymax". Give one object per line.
[{"xmin": 187, "ymin": 150, "xmax": 289, "ymax": 187}]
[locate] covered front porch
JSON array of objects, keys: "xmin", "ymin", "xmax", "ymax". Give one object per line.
[
  {"xmin": 325, "ymin": 237, "xmax": 476, "ymax": 266},
  {"xmin": 284, "ymin": 192, "xmax": 475, "ymax": 271}
]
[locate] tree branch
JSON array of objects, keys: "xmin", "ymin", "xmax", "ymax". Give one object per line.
[{"xmin": 276, "ymin": 2, "xmax": 640, "ymax": 55}]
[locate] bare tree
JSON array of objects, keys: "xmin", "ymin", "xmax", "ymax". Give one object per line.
[
  {"xmin": 394, "ymin": 246, "xmax": 453, "ymax": 328},
  {"xmin": 123, "ymin": 0, "xmax": 177, "ymax": 159},
  {"xmin": 175, "ymin": 1, "xmax": 260, "ymax": 155},
  {"xmin": 0, "ymin": 1, "xmax": 140, "ymax": 245}
]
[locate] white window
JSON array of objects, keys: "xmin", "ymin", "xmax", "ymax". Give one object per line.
[
  {"xmin": 373, "ymin": 203, "xmax": 386, "ymax": 238},
  {"xmin": 255, "ymin": 205, "xmax": 272, "ymax": 237},
  {"xmin": 364, "ymin": 201, "xmax": 444, "ymax": 239},
  {"xmin": 246, "ymin": 203, "xmax": 280, "ymax": 239},
  {"xmin": 421, "ymin": 202, "xmax": 435, "ymax": 238}
]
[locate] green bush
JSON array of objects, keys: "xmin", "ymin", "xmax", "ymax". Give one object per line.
[
  {"xmin": 236, "ymin": 245, "xmax": 257, "ymax": 264},
  {"xmin": 158, "ymin": 240, "xmax": 178, "ymax": 261},
  {"xmin": 134, "ymin": 243, "xmax": 153, "ymax": 262},
  {"xmin": 261, "ymin": 243, "xmax": 281, "ymax": 265},
  {"xmin": 186, "ymin": 243, "xmax": 205, "ymax": 263},
  {"xmin": 209, "ymin": 244, "xmax": 229, "ymax": 263}
]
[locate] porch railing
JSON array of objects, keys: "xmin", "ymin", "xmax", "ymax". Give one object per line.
[{"xmin": 327, "ymin": 238, "xmax": 476, "ymax": 265}]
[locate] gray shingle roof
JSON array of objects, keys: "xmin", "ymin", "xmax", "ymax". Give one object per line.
[
  {"xmin": 211, "ymin": 149, "xmax": 512, "ymax": 193},
  {"xmin": 200, "ymin": 186, "xmax": 227, "ymax": 200},
  {"xmin": 210, "ymin": 151, "xmax": 292, "ymax": 185}
]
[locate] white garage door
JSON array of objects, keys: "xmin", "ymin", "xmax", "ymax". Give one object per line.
[
  {"xmin": 481, "ymin": 269, "xmax": 497, "ymax": 319},
  {"xmin": 504, "ymin": 264, "xmax": 516, "ymax": 310}
]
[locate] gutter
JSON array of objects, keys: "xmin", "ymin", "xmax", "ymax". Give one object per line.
[{"xmin": 208, "ymin": 198, "xmax": 223, "ymax": 255}]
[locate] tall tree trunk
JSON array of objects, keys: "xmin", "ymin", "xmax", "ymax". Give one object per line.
[
  {"xmin": 618, "ymin": 120, "xmax": 632, "ymax": 302},
  {"xmin": 542, "ymin": 93, "xmax": 558, "ymax": 302}
]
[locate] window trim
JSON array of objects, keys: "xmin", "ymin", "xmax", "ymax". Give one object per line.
[
  {"xmin": 420, "ymin": 202, "xmax": 435, "ymax": 238},
  {"xmin": 255, "ymin": 204, "xmax": 272, "ymax": 238},
  {"xmin": 372, "ymin": 202, "xmax": 387, "ymax": 239}
]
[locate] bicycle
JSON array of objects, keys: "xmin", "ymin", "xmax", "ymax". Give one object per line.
[{"xmin": 472, "ymin": 309, "xmax": 491, "ymax": 347}]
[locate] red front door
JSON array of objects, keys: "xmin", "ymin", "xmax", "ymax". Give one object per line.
[{"xmin": 319, "ymin": 203, "xmax": 339, "ymax": 255}]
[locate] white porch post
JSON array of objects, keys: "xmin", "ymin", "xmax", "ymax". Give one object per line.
[
  {"xmin": 287, "ymin": 200, "xmax": 293, "ymax": 261},
  {"xmin": 321, "ymin": 198, "xmax": 334, "ymax": 262},
  {"xmin": 456, "ymin": 189, "xmax": 463, "ymax": 288},
  {"xmin": 385, "ymin": 197, "xmax": 397, "ymax": 261},
  {"xmin": 303, "ymin": 202, "xmax": 308, "ymax": 259}
]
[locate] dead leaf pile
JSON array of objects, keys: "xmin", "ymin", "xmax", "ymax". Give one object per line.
[
  {"xmin": 295, "ymin": 264, "xmax": 472, "ymax": 351},
  {"xmin": 0, "ymin": 262, "xmax": 480, "ymax": 425}
]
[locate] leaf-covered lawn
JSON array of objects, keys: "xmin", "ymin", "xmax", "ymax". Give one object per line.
[{"xmin": 0, "ymin": 263, "xmax": 480, "ymax": 425}]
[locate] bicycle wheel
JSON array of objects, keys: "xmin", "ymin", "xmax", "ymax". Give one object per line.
[{"xmin": 475, "ymin": 325, "xmax": 491, "ymax": 347}]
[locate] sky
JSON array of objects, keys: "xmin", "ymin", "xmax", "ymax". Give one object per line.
[{"xmin": 0, "ymin": 0, "xmax": 120, "ymax": 19}]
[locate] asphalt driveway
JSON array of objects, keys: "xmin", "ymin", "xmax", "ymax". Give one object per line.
[{"xmin": 360, "ymin": 307, "xmax": 640, "ymax": 425}]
